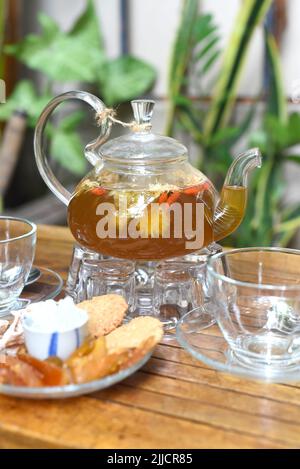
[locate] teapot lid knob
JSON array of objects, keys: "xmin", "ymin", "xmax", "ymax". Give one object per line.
[{"xmin": 131, "ymin": 99, "xmax": 155, "ymax": 125}]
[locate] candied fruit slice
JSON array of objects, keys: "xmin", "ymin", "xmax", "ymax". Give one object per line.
[
  {"xmin": 66, "ymin": 336, "xmax": 107, "ymax": 384},
  {"xmin": 18, "ymin": 354, "xmax": 67, "ymax": 386}
]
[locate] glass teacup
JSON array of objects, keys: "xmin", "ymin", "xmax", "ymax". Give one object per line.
[
  {"xmin": 207, "ymin": 248, "xmax": 300, "ymax": 369},
  {"xmin": 0, "ymin": 216, "xmax": 36, "ymax": 314}
]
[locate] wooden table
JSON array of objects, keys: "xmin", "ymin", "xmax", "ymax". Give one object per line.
[{"xmin": 0, "ymin": 225, "xmax": 299, "ymax": 449}]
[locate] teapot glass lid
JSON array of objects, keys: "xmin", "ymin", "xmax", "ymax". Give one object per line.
[{"xmin": 99, "ymin": 100, "xmax": 188, "ymax": 163}]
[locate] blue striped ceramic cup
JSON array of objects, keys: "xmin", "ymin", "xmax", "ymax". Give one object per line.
[{"xmin": 23, "ymin": 307, "xmax": 88, "ymax": 361}]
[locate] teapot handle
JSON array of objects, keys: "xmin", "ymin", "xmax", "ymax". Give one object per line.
[{"xmin": 34, "ymin": 91, "xmax": 111, "ymax": 206}]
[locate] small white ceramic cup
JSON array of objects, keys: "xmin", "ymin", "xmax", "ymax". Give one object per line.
[{"xmin": 23, "ymin": 305, "xmax": 88, "ymax": 361}]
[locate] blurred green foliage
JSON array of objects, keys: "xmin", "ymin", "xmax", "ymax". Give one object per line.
[
  {"xmin": 167, "ymin": 0, "xmax": 300, "ymax": 247},
  {"xmin": 0, "ymin": 0, "xmax": 156, "ymax": 176}
]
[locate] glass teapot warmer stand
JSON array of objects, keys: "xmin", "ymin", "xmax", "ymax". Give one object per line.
[{"xmin": 65, "ymin": 243, "xmax": 222, "ymax": 332}]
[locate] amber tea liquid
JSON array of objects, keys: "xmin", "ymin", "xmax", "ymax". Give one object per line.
[{"xmin": 68, "ymin": 185, "xmax": 246, "ymax": 260}]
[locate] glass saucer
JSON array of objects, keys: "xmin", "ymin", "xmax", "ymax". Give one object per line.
[
  {"xmin": 177, "ymin": 306, "xmax": 215, "ymax": 333},
  {"xmin": 176, "ymin": 309, "xmax": 300, "ymax": 384},
  {"xmin": 26, "ymin": 267, "xmax": 41, "ymax": 286},
  {"xmin": 0, "ymin": 351, "xmax": 152, "ymax": 399},
  {"xmin": 22, "ymin": 266, "xmax": 63, "ymax": 302},
  {"xmin": 0, "ymin": 267, "xmax": 63, "ymax": 318}
]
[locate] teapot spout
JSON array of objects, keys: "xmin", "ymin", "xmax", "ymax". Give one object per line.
[
  {"xmin": 223, "ymin": 147, "xmax": 262, "ymax": 188},
  {"xmin": 213, "ymin": 148, "xmax": 262, "ymax": 242}
]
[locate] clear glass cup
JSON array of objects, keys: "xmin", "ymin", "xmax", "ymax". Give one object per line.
[
  {"xmin": 165, "ymin": 243, "xmax": 221, "ymax": 332},
  {"xmin": 0, "ymin": 216, "xmax": 36, "ymax": 314},
  {"xmin": 189, "ymin": 263, "xmax": 207, "ymax": 307},
  {"xmin": 153, "ymin": 260, "xmax": 194, "ymax": 330},
  {"xmin": 152, "ymin": 244, "xmax": 222, "ymax": 331},
  {"xmin": 207, "ymin": 248, "xmax": 300, "ymax": 369},
  {"xmin": 188, "ymin": 263, "xmax": 216, "ymax": 330},
  {"xmin": 76, "ymin": 258, "xmax": 136, "ymax": 313},
  {"xmin": 65, "ymin": 244, "xmax": 102, "ymax": 297}
]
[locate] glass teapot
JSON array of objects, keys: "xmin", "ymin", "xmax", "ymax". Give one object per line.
[{"xmin": 34, "ymin": 91, "xmax": 261, "ymax": 261}]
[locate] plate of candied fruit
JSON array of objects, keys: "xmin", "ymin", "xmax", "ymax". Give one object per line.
[{"xmin": 0, "ymin": 295, "xmax": 163, "ymax": 399}]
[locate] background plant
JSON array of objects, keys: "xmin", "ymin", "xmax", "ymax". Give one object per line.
[
  {"xmin": 167, "ymin": 0, "xmax": 300, "ymax": 247},
  {"xmin": 0, "ymin": 0, "xmax": 156, "ymax": 176}
]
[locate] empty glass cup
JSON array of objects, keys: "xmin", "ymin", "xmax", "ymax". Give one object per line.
[
  {"xmin": 187, "ymin": 263, "xmax": 216, "ymax": 330},
  {"xmin": 66, "ymin": 244, "xmax": 102, "ymax": 297},
  {"xmin": 76, "ymin": 258, "xmax": 136, "ymax": 313},
  {"xmin": 161, "ymin": 244, "xmax": 221, "ymax": 331},
  {"xmin": 0, "ymin": 216, "xmax": 36, "ymax": 315},
  {"xmin": 207, "ymin": 248, "xmax": 300, "ymax": 369},
  {"xmin": 153, "ymin": 260, "xmax": 194, "ymax": 330}
]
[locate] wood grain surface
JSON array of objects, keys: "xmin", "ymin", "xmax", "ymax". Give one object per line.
[{"xmin": 0, "ymin": 225, "xmax": 299, "ymax": 449}]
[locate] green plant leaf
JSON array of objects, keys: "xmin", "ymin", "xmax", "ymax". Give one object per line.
[
  {"xmin": 249, "ymin": 129, "xmax": 268, "ymax": 152},
  {"xmin": 177, "ymin": 107, "xmax": 203, "ymax": 143},
  {"xmin": 201, "ymin": 49, "xmax": 221, "ymax": 74},
  {"xmin": 166, "ymin": 8, "xmax": 220, "ymax": 136},
  {"xmin": 285, "ymin": 155, "xmax": 300, "ymax": 164},
  {"xmin": 227, "ymin": 101, "xmax": 257, "ymax": 146},
  {"xmin": 50, "ymin": 127, "xmax": 86, "ymax": 176},
  {"xmin": 270, "ymin": 162, "xmax": 285, "ymax": 211},
  {"xmin": 285, "ymin": 113, "xmax": 300, "ymax": 147},
  {"xmin": 59, "ymin": 111, "xmax": 85, "ymax": 131},
  {"xmin": 275, "ymin": 230, "xmax": 296, "ymax": 247},
  {"xmin": 37, "ymin": 12, "xmax": 60, "ymax": 40},
  {"xmin": 166, "ymin": 0, "xmax": 199, "ymax": 135},
  {"xmin": 275, "ymin": 216, "xmax": 300, "ymax": 234},
  {"xmin": 193, "ymin": 14, "xmax": 218, "ymax": 42},
  {"xmin": 275, "ymin": 203, "xmax": 300, "ymax": 246},
  {"xmin": 166, "ymin": 7, "xmax": 221, "ymax": 134},
  {"xmin": 192, "ymin": 14, "xmax": 221, "ymax": 77},
  {"xmin": 281, "ymin": 204, "xmax": 300, "ymax": 223},
  {"xmin": 173, "ymin": 94, "xmax": 192, "ymax": 107},
  {"xmin": 265, "ymin": 114, "xmax": 289, "ymax": 148},
  {"xmin": 261, "ymin": 113, "xmax": 300, "ymax": 151},
  {"xmin": 248, "ymin": 158, "xmax": 285, "ymax": 247},
  {"xmin": 206, "ymin": 160, "xmax": 229, "ymax": 175},
  {"xmin": 194, "ymin": 35, "xmax": 219, "ymax": 62},
  {"xmin": 169, "ymin": 0, "xmax": 198, "ymax": 86},
  {"xmin": 203, "ymin": 145, "xmax": 232, "ymax": 181},
  {"xmin": 207, "ymin": 126, "xmax": 241, "ymax": 146},
  {"xmin": 194, "ymin": 41, "xmax": 221, "ymax": 78},
  {"xmin": 5, "ymin": 0, "xmax": 105, "ymax": 82},
  {"xmin": 265, "ymin": 29, "xmax": 287, "ymax": 123},
  {"xmin": 252, "ymin": 159, "xmax": 273, "ymax": 231},
  {"xmin": 204, "ymin": 0, "xmax": 272, "ymax": 137},
  {"xmin": 0, "ymin": 79, "xmax": 52, "ymax": 127},
  {"xmin": 99, "ymin": 56, "xmax": 156, "ymax": 106}
]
